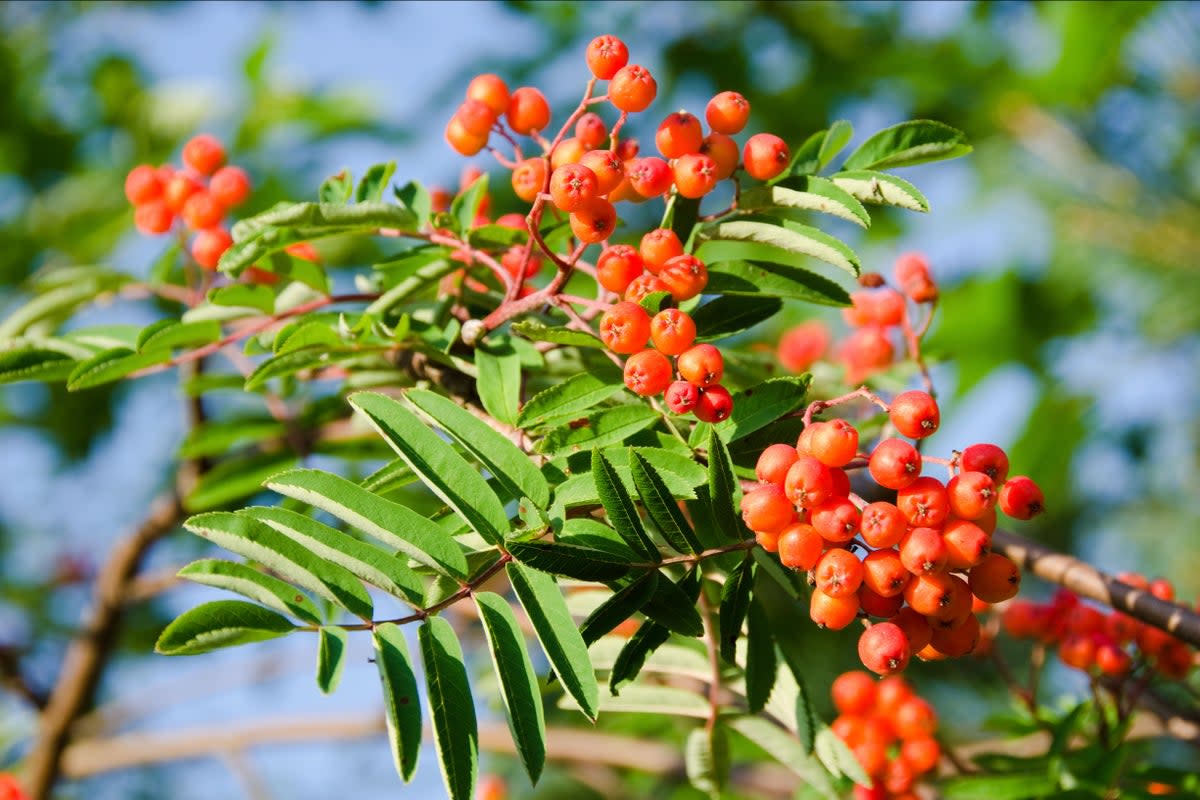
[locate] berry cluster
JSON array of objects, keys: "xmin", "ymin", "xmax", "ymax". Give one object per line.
[
  {"xmin": 123, "ymin": 134, "xmax": 251, "ymax": 270},
  {"xmin": 745, "ymin": 389, "xmax": 1045, "ymax": 674},
  {"xmin": 830, "ymin": 672, "xmax": 941, "ymax": 799},
  {"xmin": 777, "ymin": 253, "xmax": 938, "ymax": 384},
  {"xmin": 1002, "ymin": 580, "xmax": 1194, "ymax": 681}
]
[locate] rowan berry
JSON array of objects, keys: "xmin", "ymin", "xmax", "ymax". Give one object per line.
[
  {"xmin": 608, "ymin": 65, "xmax": 657, "ymax": 113},
  {"xmin": 579, "ymin": 149, "xmax": 624, "ymax": 195},
  {"xmin": 191, "ymin": 227, "xmax": 233, "ymax": 270},
  {"xmin": 858, "ymin": 622, "xmax": 911, "ymax": 675},
  {"xmin": 1065, "ymin": 605, "xmax": 1105, "ymax": 636},
  {"xmin": 892, "ymin": 607, "xmax": 933, "ymax": 654},
  {"xmin": 586, "ymin": 35, "xmax": 629, "ymax": 80},
  {"xmin": 777, "ymin": 320, "xmax": 830, "ymax": 374},
  {"xmin": 742, "ymin": 133, "xmax": 790, "ymax": 181},
  {"xmin": 506, "ymin": 87, "xmax": 551, "ymax": 135},
  {"xmin": 550, "ymin": 137, "xmax": 587, "ymax": 169},
  {"xmin": 889, "ymin": 390, "xmax": 939, "ymax": 439},
  {"xmin": 575, "ymin": 112, "xmax": 608, "ymax": 149},
  {"xmin": 810, "ymin": 588, "xmax": 860, "ymax": 630},
  {"xmin": 927, "ymin": 574, "xmax": 972, "ymax": 626},
  {"xmin": 756, "ymin": 443, "xmax": 799, "ymax": 486},
  {"xmin": 569, "ymin": 197, "xmax": 617, "ymax": 243},
  {"xmin": 831, "ymin": 671, "xmax": 877, "ymax": 716},
  {"xmin": 868, "ymin": 438, "xmax": 922, "ymax": 490},
  {"xmin": 899, "ymin": 527, "xmax": 949, "ymax": 575},
  {"xmin": 182, "ymin": 133, "xmax": 226, "ymax": 175},
  {"xmin": 676, "ymin": 343, "xmax": 723, "ymax": 387},
  {"xmin": 875, "ymin": 675, "xmax": 914, "ymax": 718},
  {"xmin": 697, "ymin": 133, "xmax": 738, "ymax": 181},
  {"xmin": 810, "ymin": 497, "xmax": 861, "ymax": 544},
  {"xmin": 839, "ymin": 325, "xmax": 895, "ymax": 383},
  {"xmin": 658, "ymin": 254, "xmax": 708, "ymax": 301},
  {"xmin": 623, "ymin": 349, "xmax": 672, "ymax": 396},
  {"xmin": 897, "ymin": 476, "xmax": 951, "ymax": 527},
  {"xmin": 705, "ymin": 90, "xmax": 750, "ymax": 135},
  {"xmin": 163, "ymin": 172, "xmax": 203, "ymax": 214},
  {"xmin": 511, "ymin": 158, "xmax": 548, "ymax": 203},
  {"xmin": 133, "ymin": 201, "xmax": 173, "ymax": 235},
  {"xmin": 816, "ymin": 548, "xmax": 865, "ymax": 597},
  {"xmin": 959, "ymin": 443, "xmax": 1009, "ymax": 484},
  {"xmin": 784, "ymin": 455, "xmax": 834, "ymax": 509},
  {"xmin": 829, "ymin": 467, "xmax": 851, "ymax": 498},
  {"xmin": 549, "ymin": 163, "xmax": 599, "ymax": 212},
  {"xmin": 742, "ymin": 483, "xmax": 796, "ymax": 533},
  {"xmin": 900, "ymin": 736, "xmax": 940, "ymax": 775},
  {"xmin": 693, "ymin": 384, "xmax": 733, "ymax": 423},
  {"xmin": 1058, "ymin": 632, "xmax": 1096, "ymax": 671},
  {"xmin": 893, "ymin": 696, "xmax": 938, "ymax": 739},
  {"xmin": 883, "ymin": 756, "xmax": 917, "ymax": 795},
  {"xmin": 904, "ymin": 573, "xmax": 955, "ymax": 616},
  {"xmin": 124, "ymin": 164, "xmax": 163, "ymax": 205},
  {"xmin": 181, "ymin": 191, "xmax": 224, "ymax": 230},
  {"xmin": 639, "ymin": 228, "xmax": 684, "ymax": 273},
  {"xmin": 1148, "ymin": 577, "xmax": 1175, "ymax": 602},
  {"xmin": 851, "ymin": 740, "xmax": 889, "ymax": 779},
  {"xmin": 500, "ymin": 246, "xmax": 540, "ymax": 281},
  {"xmin": 466, "ymin": 73, "xmax": 510, "ymax": 115},
  {"xmin": 649, "ymin": 308, "xmax": 696, "ymax": 355},
  {"xmin": 755, "ymin": 528, "xmax": 780, "ymax": 553},
  {"xmin": 777, "ymin": 522, "xmax": 823, "ymax": 570},
  {"xmin": 664, "ymin": 379, "xmax": 699, "ymax": 415},
  {"xmin": 596, "ymin": 245, "xmax": 644, "ymax": 294},
  {"xmin": 859, "ymin": 585, "xmax": 904, "ymax": 618},
  {"xmin": 207, "ymin": 165, "xmax": 251, "ymax": 209},
  {"xmin": 1095, "ymin": 642, "xmax": 1131, "ymax": 678},
  {"xmin": 446, "ymin": 116, "xmax": 489, "ymax": 156},
  {"xmin": 615, "ymin": 137, "xmax": 639, "ymax": 161},
  {"xmin": 599, "ymin": 301, "xmax": 651, "ymax": 354},
  {"xmin": 941, "ymin": 519, "xmax": 990, "ymax": 570},
  {"xmin": 860, "ymin": 501, "xmax": 907, "ymax": 549},
  {"xmin": 863, "ymin": 548, "xmax": 911, "ymax": 597},
  {"xmin": 967, "ymin": 553, "xmax": 1021, "ymax": 603},
  {"xmin": 655, "ymin": 111, "xmax": 703, "ymax": 159},
  {"xmin": 623, "ymin": 274, "xmax": 671, "ymax": 303},
  {"xmin": 946, "ymin": 471, "xmax": 997, "ymax": 521},
  {"xmin": 672, "ymin": 153, "xmax": 719, "ymax": 199},
  {"xmin": 998, "ymin": 476, "xmax": 1045, "ymax": 520},
  {"xmin": 894, "ymin": 252, "xmax": 937, "ymax": 303},
  {"xmin": 621, "ymin": 156, "xmax": 670, "ymax": 199},
  {"xmin": 807, "ymin": 419, "xmax": 859, "ymax": 467}
]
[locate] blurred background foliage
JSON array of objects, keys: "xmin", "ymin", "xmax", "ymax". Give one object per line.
[{"xmin": 0, "ymin": 1, "xmax": 1197, "ymax": 798}]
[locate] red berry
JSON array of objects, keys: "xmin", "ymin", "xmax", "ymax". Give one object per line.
[
  {"xmin": 815, "ymin": 548, "xmax": 865, "ymax": 597},
  {"xmin": 671, "ymin": 153, "xmax": 719, "ymax": 199},
  {"xmin": 946, "ymin": 471, "xmax": 997, "ymax": 520},
  {"xmin": 623, "ymin": 274, "xmax": 671, "ymax": 303},
  {"xmin": 863, "ymin": 548, "xmax": 912, "ymax": 597},
  {"xmin": 676, "ymin": 343, "xmax": 723, "ymax": 387},
  {"xmin": 639, "ymin": 228, "xmax": 684, "ymax": 274},
  {"xmin": 550, "ymin": 163, "xmax": 599, "ymax": 212},
  {"xmin": 942, "ymin": 519, "xmax": 991, "ymax": 570},
  {"xmin": 454, "ymin": 98, "xmax": 498, "ymax": 136},
  {"xmin": 608, "ymin": 65, "xmax": 657, "ymax": 113},
  {"xmin": 599, "ymin": 301, "xmax": 651, "ymax": 354},
  {"xmin": 596, "ymin": 245, "xmax": 644, "ymax": 294},
  {"xmin": 664, "ymin": 380, "xmax": 700, "ymax": 414},
  {"xmin": 860, "ymin": 501, "xmax": 907, "ymax": 548},
  {"xmin": 191, "ymin": 228, "xmax": 233, "ymax": 271},
  {"xmin": 756, "ymin": 443, "xmax": 799, "ymax": 486},
  {"xmin": 889, "ymin": 390, "xmax": 940, "ymax": 439},
  {"xmin": 209, "ymin": 166, "xmax": 251, "ymax": 208},
  {"xmin": 999, "ymin": 476, "xmax": 1045, "ymax": 520},
  {"xmin": 626, "ymin": 157, "xmax": 673, "ymax": 198},
  {"xmin": 742, "ymin": 483, "xmax": 796, "ymax": 533},
  {"xmin": 831, "ymin": 671, "xmax": 877, "ymax": 716},
  {"xmin": 182, "ymin": 133, "xmax": 226, "ymax": 175},
  {"xmin": 868, "ymin": 438, "xmax": 922, "ymax": 490},
  {"xmin": 649, "ymin": 308, "xmax": 697, "ymax": 355},
  {"xmin": 163, "ymin": 172, "xmax": 203, "ymax": 214},
  {"xmin": 693, "ymin": 384, "xmax": 733, "ymax": 423},
  {"xmin": 784, "ymin": 455, "xmax": 833, "ymax": 509},
  {"xmin": 575, "ymin": 112, "xmax": 608, "ymax": 149},
  {"xmin": 859, "ymin": 585, "xmax": 904, "ymax": 618},
  {"xmin": 896, "ymin": 476, "xmax": 951, "ymax": 528},
  {"xmin": 623, "ymin": 349, "xmax": 672, "ymax": 396},
  {"xmin": 180, "ymin": 191, "xmax": 225, "ymax": 230},
  {"xmin": 893, "ymin": 608, "xmax": 933, "ymax": 654},
  {"xmin": 808, "ymin": 419, "xmax": 859, "ymax": 467},
  {"xmin": 899, "ymin": 527, "xmax": 949, "ymax": 575},
  {"xmin": 124, "ymin": 164, "xmax": 164, "ymax": 205},
  {"xmin": 705, "ymin": 91, "xmax": 750, "ymax": 135},
  {"xmin": 656, "ymin": 111, "xmax": 704, "ymax": 159},
  {"xmin": 810, "ymin": 497, "xmax": 861, "ymax": 544},
  {"xmin": 658, "ymin": 254, "xmax": 708, "ymax": 302},
  {"xmin": 961, "ymin": 443, "xmax": 1010, "ymax": 484},
  {"xmin": 586, "ymin": 35, "xmax": 629, "ymax": 80},
  {"xmin": 700, "ymin": 132, "xmax": 739, "ymax": 180},
  {"xmin": 568, "ymin": 198, "xmax": 617, "ymax": 243},
  {"xmin": 579, "ymin": 149, "xmax": 624, "ymax": 195},
  {"xmin": 742, "ymin": 133, "xmax": 790, "ymax": 181},
  {"xmin": 507, "ymin": 87, "xmax": 551, "ymax": 135},
  {"xmin": 893, "ymin": 696, "xmax": 938, "ymax": 739},
  {"xmin": 133, "ymin": 201, "xmax": 173, "ymax": 235},
  {"xmin": 839, "ymin": 325, "xmax": 895, "ymax": 383},
  {"xmin": 858, "ymin": 622, "xmax": 912, "ymax": 675},
  {"xmin": 777, "ymin": 321, "xmax": 830, "ymax": 373}
]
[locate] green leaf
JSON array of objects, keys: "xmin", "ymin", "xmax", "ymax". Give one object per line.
[
  {"xmin": 537, "ymin": 404, "xmax": 659, "ymax": 455},
  {"xmin": 691, "ymin": 375, "xmax": 811, "ymax": 447},
  {"xmin": 706, "ymin": 428, "xmax": 747, "ymax": 543},
  {"xmin": 273, "ymin": 320, "xmax": 343, "ymax": 355},
  {"xmin": 0, "ymin": 347, "xmax": 78, "ymax": 384},
  {"xmin": 350, "ymin": 392, "xmax": 510, "ymax": 546},
  {"xmin": 316, "ymin": 626, "xmax": 349, "ymax": 694},
  {"xmin": 207, "ymin": 284, "xmax": 276, "ymax": 313},
  {"xmin": 178, "ymin": 417, "xmax": 286, "ymax": 459},
  {"xmin": 831, "ymin": 170, "xmax": 929, "ymax": 212},
  {"xmin": 753, "ymin": 547, "xmax": 802, "ymax": 600},
  {"xmin": 420, "ymin": 616, "xmax": 478, "ymax": 800},
  {"xmin": 662, "ymin": 193, "xmax": 701, "ymax": 248},
  {"xmin": 701, "ymin": 219, "xmax": 860, "ymax": 276},
  {"xmin": 817, "ymin": 120, "xmax": 854, "ymax": 171},
  {"xmin": 243, "ymin": 506, "xmax": 425, "ymax": 605},
  {"xmin": 406, "ymin": 389, "xmax": 550, "ymax": 510},
  {"xmin": 507, "ymin": 562, "xmax": 599, "ymax": 721},
  {"xmin": 373, "ymin": 623, "xmax": 422, "ymax": 781},
  {"xmin": 356, "ymin": 161, "xmax": 397, "ymax": 203},
  {"xmin": 183, "ymin": 451, "xmax": 299, "ymax": 512},
  {"xmin": 135, "ymin": 319, "xmax": 222, "ymax": 353},
  {"xmin": 786, "ymin": 128, "xmax": 828, "ymax": 178},
  {"xmin": 177, "ymin": 559, "xmax": 321, "ymax": 625},
  {"xmin": 508, "ymin": 540, "xmax": 633, "ymax": 583},
  {"xmin": 691, "ymin": 295, "xmax": 782, "ymax": 342},
  {"xmin": 474, "ymin": 344, "xmax": 521, "ymax": 426},
  {"xmin": 686, "ymin": 725, "xmax": 730, "ymax": 797},
  {"xmin": 451, "ymin": 174, "xmax": 489, "ymax": 235},
  {"xmin": 741, "ymin": 177, "xmax": 869, "ymax": 228},
  {"xmin": 579, "ymin": 571, "xmax": 659, "ymax": 645},
  {"xmin": 637, "ymin": 290, "xmax": 673, "ymax": 315},
  {"xmin": 474, "ymin": 592, "xmax": 546, "ymax": 784},
  {"xmin": 510, "ymin": 320, "xmax": 604, "ymax": 349},
  {"xmin": 66, "ymin": 347, "xmax": 168, "ymax": 390},
  {"xmin": 320, "ymin": 170, "xmax": 354, "ymax": 204},
  {"xmin": 629, "ymin": 451, "xmax": 702, "ymax": 555},
  {"xmin": 814, "ymin": 727, "xmax": 870, "ymax": 786},
  {"xmin": 517, "ymin": 372, "xmax": 623, "ymax": 428},
  {"xmin": 700, "ymin": 257, "xmax": 851, "ymax": 306},
  {"xmin": 726, "ymin": 716, "xmax": 836, "ymax": 800},
  {"xmin": 183, "ymin": 512, "xmax": 374, "ymax": 620},
  {"xmin": 794, "ymin": 672, "xmax": 819, "ymax": 753},
  {"xmin": 265, "ymin": 469, "xmax": 468, "ymax": 579},
  {"xmin": 0, "ymin": 275, "xmax": 128, "ymax": 338},
  {"xmin": 639, "ymin": 571, "xmax": 703, "ymax": 637},
  {"xmin": 609, "ymin": 620, "xmax": 671, "ymax": 693},
  {"xmin": 156, "ymin": 600, "xmax": 296, "ymax": 655},
  {"xmin": 719, "ymin": 557, "xmax": 754, "ymax": 663},
  {"xmin": 394, "ymin": 181, "xmax": 432, "ymax": 229},
  {"xmin": 744, "ymin": 600, "xmax": 776, "ymax": 714},
  {"xmin": 842, "ymin": 119, "xmax": 972, "ymax": 171},
  {"xmin": 366, "ymin": 257, "xmax": 460, "ymax": 316},
  {"xmin": 591, "ymin": 450, "xmax": 658, "ymax": 561},
  {"xmin": 939, "ymin": 773, "xmax": 1058, "ymax": 800},
  {"xmin": 243, "ymin": 348, "xmax": 360, "ymax": 391}
]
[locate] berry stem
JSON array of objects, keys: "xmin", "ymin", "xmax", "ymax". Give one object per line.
[
  {"xmin": 900, "ymin": 300, "xmax": 935, "ymax": 396},
  {"xmin": 801, "ymin": 385, "xmax": 890, "ymax": 427}
]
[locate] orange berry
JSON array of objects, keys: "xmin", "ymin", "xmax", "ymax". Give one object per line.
[
  {"xmin": 658, "ymin": 254, "xmax": 708, "ymax": 301},
  {"xmin": 942, "ymin": 519, "xmax": 991, "ymax": 570},
  {"xmin": 569, "ymin": 197, "xmax": 616, "ymax": 244},
  {"xmin": 777, "ymin": 522, "xmax": 823, "ymax": 571},
  {"xmin": 624, "ymin": 274, "xmax": 670, "ymax": 303},
  {"xmin": 454, "ymin": 98, "xmax": 498, "ymax": 137},
  {"xmin": 784, "ymin": 455, "xmax": 833, "ymax": 509},
  {"xmin": 810, "ymin": 588, "xmax": 860, "ymax": 630},
  {"xmin": 608, "ymin": 65, "xmax": 657, "ymax": 113},
  {"xmin": 163, "ymin": 172, "xmax": 203, "ymax": 214},
  {"xmin": 133, "ymin": 201, "xmax": 173, "ymax": 235},
  {"xmin": 831, "ymin": 671, "xmax": 877, "ymax": 716},
  {"xmin": 815, "ymin": 548, "xmax": 865, "ymax": 597},
  {"xmin": 899, "ymin": 526, "xmax": 949, "ymax": 575},
  {"xmin": 863, "ymin": 549, "xmax": 911, "ymax": 598},
  {"xmin": 676, "ymin": 343, "xmax": 723, "ymax": 387},
  {"xmin": 549, "ymin": 163, "xmax": 600, "ymax": 212},
  {"xmin": 860, "ymin": 501, "xmax": 907, "ymax": 548},
  {"xmin": 446, "ymin": 116, "xmax": 488, "ymax": 156},
  {"xmin": 596, "ymin": 245, "xmax": 644, "ymax": 294},
  {"xmin": 209, "ymin": 166, "xmax": 251, "ymax": 208},
  {"xmin": 575, "ymin": 112, "xmax": 608, "ymax": 149},
  {"xmin": 756, "ymin": 443, "xmax": 799, "ymax": 486},
  {"xmin": 626, "ymin": 156, "xmax": 673, "ymax": 198},
  {"xmin": 705, "ymin": 91, "xmax": 750, "ymax": 135},
  {"xmin": 742, "ymin": 133, "xmax": 790, "ymax": 181},
  {"xmin": 182, "ymin": 133, "xmax": 226, "ymax": 175},
  {"xmin": 672, "ymin": 153, "xmax": 719, "ymax": 198},
  {"xmin": 858, "ymin": 622, "xmax": 911, "ymax": 675},
  {"xmin": 900, "ymin": 736, "xmax": 940, "ymax": 775},
  {"xmin": 550, "ymin": 136, "xmax": 587, "ymax": 169},
  {"xmin": 623, "ymin": 349, "xmax": 673, "ymax": 396},
  {"xmin": 808, "ymin": 419, "xmax": 859, "ymax": 467},
  {"xmin": 191, "ymin": 228, "xmax": 233, "ymax": 270},
  {"xmin": 649, "ymin": 308, "xmax": 696, "ymax": 355},
  {"xmin": 181, "ymin": 190, "xmax": 225, "ymax": 230},
  {"xmin": 893, "ymin": 696, "xmax": 938, "ymax": 740},
  {"xmin": 700, "ymin": 132, "xmax": 739, "ymax": 180},
  {"xmin": 466, "ymin": 73, "xmax": 509, "ymax": 115},
  {"xmin": 599, "ymin": 301, "xmax": 651, "ymax": 354},
  {"xmin": 968, "ymin": 553, "xmax": 1021, "ymax": 603},
  {"xmin": 741, "ymin": 483, "xmax": 796, "ymax": 533},
  {"xmin": 124, "ymin": 164, "xmax": 163, "ymax": 205},
  {"xmin": 511, "ymin": 158, "xmax": 548, "ymax": 203},
  {"xmin": 579, "ymin": 149, "xmax": 624, "ymax": 195},
  {"xmin": 506, "ymin": 87, "xmax": 551, "ymax": 135},
  {"xmin": 655, "ymin": 111, "xmax": 704, "ymax": 159},
  {"xmin": 586, "ymin": 35, "xmax": 629, "ymax": 80},
  {"xmin": 897, "ymin": 476, "xmax": 951, "ymax": 528},
  {"xmin": 810, "ymin": 497, "xmax": 861, "ymax": 544},
  {"xmin": 868, "ymin": 439, "xmax": 923, "ymax": 490},
  {"xmin": 777, "ymin": 320, "xmax": 830, "ymax": 373},
  {"xmin": 639, "ymin": 228, "xmax": 684, "ymax": 273},
  {"xmin": 893, "ymin": 607, "xmax": 933, "ymax": 653},
  {"xmin": 889, "ymin": 390, "xmax": 940, "ymax": 439}
]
